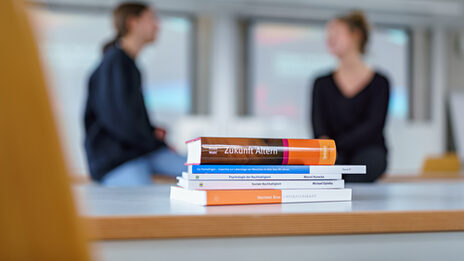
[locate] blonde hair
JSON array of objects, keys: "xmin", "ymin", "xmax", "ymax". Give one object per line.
[{"xmin": 336, "ymin": 10, "xmax": 370, "ymax": 54}]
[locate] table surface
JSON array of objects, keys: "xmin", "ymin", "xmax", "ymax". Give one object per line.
[{"xmin": 77, "ymin": 181, "xmax": 464, "ymax": 240}]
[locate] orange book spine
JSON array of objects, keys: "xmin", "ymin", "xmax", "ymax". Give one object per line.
[
  {"xmin": 192, "ymin": 137, "xmax": 336, "ymax": 165},
  {"xmin": 206, "ymin": 190, "xmax": 282, "ymax": 205},
  {"xmin": 170, "ymin": 186, "xmax": 352, "ymax": 205}
]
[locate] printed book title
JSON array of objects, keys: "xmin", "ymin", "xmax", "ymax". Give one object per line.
[{"xmin": 222, "ymin": 145, "xmax": 279, "ymax": 155}]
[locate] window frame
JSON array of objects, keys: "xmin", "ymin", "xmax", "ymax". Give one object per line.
[
  {"xmin": 29, "ymin": 2, "xmax": 198, "ymax": 115},
  {"xmin": 244, "ymin": 16, "xmax": 413, "ymax": 120}
]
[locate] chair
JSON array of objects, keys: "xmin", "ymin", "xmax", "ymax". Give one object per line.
[
  {"xmin": 421, "ymin": 153, "xmax": 461, "ymax": 178},
  {"xmin": 0, "ymin": 0, "xmax": 90, "ymax": 260}
]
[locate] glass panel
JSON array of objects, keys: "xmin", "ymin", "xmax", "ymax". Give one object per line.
[
  {"xmin": 248, "ymin": 21, "xmax": 410, "ymax": 123},
  {"xmin": 30, "ymin": 7, "xmax": 193, "ymax": 173}
]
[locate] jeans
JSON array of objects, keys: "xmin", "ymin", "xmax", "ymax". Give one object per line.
[{"xmin": 101, "ymin": 147, "xmax": 186, "ymax": 187}]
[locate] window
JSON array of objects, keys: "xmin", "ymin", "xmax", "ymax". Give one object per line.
[
  {"xmin": 30, "ymin": 6, "xmax": 194, "ymax": 173},
  {"xmin": 247, "ymin": 20, "xmax": 410, "ymax": 124}
]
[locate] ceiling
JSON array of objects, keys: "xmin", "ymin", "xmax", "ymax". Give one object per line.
[{"xmin": 30, "ymin": 0, "xmax": 464, "ymax": 27}]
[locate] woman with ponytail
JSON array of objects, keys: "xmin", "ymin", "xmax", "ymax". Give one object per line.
[
  {"xmin": 84, "ymin": 2, "xmax": 186, "ymax": 186},
  {"xmin": 311, "ymin": 10, "xmax": 390, "ymax": 182}
]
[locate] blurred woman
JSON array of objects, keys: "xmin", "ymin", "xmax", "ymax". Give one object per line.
[
  {"xmin": 84, "ymin": 2, "xmax": 185, "ymax": 186},
  {"xmin": 311, "ymin": 11, "xmax": 390, "ymax": 182}
]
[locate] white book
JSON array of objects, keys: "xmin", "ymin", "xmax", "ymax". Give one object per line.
[
  {"xmin": 182, "ymin": 172, "xmax": 342, "ymax": 180},
  {"xmin": 170, "ymin": 186, "xmax": 352, "ymax": 206},
  {"xmin": 187, "ymin": 165, "xmax": 366, "ymax": 174},
  {"xmin": 176, "ymin": 177, "xmax": 344, "ymax": 190}
]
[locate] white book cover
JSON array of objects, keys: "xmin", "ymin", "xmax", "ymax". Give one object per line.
[
  {"xmin": 176, "ymin": 177, "xmax": 344, "ymax": 190},
  {"xmin": 170, "ymin": 186, "xmax": 352, "ymax": 206},
  {"xmin": 182, "ymin": 172, "xmax": 342, "ymax": 180}
]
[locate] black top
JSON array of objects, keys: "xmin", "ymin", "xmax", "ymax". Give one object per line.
[
  {"xmin": 84, "ymin": 44, "xmax": 165, "ymax": 181},
  {"xmin": 311, "ymin": 72, "xmax": 390, "ymax": 154}
]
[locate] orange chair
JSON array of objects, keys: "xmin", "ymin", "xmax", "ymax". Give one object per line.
[
  {"xmin": 0, "ymin": 0, "xmax": 90, "ymax": 260},
  {"xmin": 421, "ymin": 153, "xmax": 461, "ymax": 178}
]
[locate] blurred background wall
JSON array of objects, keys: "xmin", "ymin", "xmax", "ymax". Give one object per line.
[{"xmin": 27, "ymin": 0, "xmax": 464, "ymax": 177}]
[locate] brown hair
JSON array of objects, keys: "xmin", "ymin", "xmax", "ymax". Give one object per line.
[
  {"xmin": 336, "ymin": 10, "xmax": 370, "ymax": 54},
  {"xmin": 102, "ymin": 2, "xmax": 149, "ymax": 53}
]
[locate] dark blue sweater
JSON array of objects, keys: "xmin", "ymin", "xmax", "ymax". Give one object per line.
[{"xmin": 84, "ymin": 45, "xmax": 165, "ymax": 181}]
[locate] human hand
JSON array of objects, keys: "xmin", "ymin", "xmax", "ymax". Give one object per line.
[{"xmin": 154, "ymin": 127, "xmax": 167, "ymax": 141}]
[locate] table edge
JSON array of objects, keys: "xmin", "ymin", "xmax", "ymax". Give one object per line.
[{"xmin": 83, "ymin": 209, "xmax": 464, "ymax": 240}]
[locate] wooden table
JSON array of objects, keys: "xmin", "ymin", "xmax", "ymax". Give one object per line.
[{"xmin": 77, "ymin": 181, "xmax": 464, "ymax": 261}]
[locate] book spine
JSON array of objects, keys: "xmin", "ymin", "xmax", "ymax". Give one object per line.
[
  {"xmin": 183, "ymin": 172, "xmax": 342, "ymax": 180},
  {"xmin": 206, "ymin": 189, "xmax": 283, "ymax": 205},
  {"xmin": 204, "ymin": 189, "xmax": 351, "ymax": 205},
  {"xmin": 197, "ymin": 137, "xmax": 336, "ymax": 165},
  {"xmin": 177, "ymin": 178, "xmax": 344, "ymax": 190},
  {"xmin": 189, "ymin": 165, "xmax": 366, "ymax": 174},
  {"xmin": 170, "ymin": 186, "xmax": 352, "ymax": 206},
  {"xmin": 280, "ymin": 189, "xmax": 352, "ymax": 203},
  {"xmin": 190, "ymin": 165, "xmax": 311, "ymax": 174}
]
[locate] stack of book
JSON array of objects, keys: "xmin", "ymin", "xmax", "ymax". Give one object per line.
[{"xmin": 170, "ymin": 137, "xmax": 365, "ymax": 206}]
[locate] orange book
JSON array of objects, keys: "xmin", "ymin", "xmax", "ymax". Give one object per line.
[
  {"xmin": 186, "ymin": 137, "xmax": 336, "ymax": 165},
  {"xmin": 170, "ymin": 186, "xmax": 351, "ymax": 206}
]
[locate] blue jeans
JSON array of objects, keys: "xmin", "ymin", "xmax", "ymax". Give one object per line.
[{"xmin": 101, "ymin": 147, "xmax": 186, "ymax": 187}]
